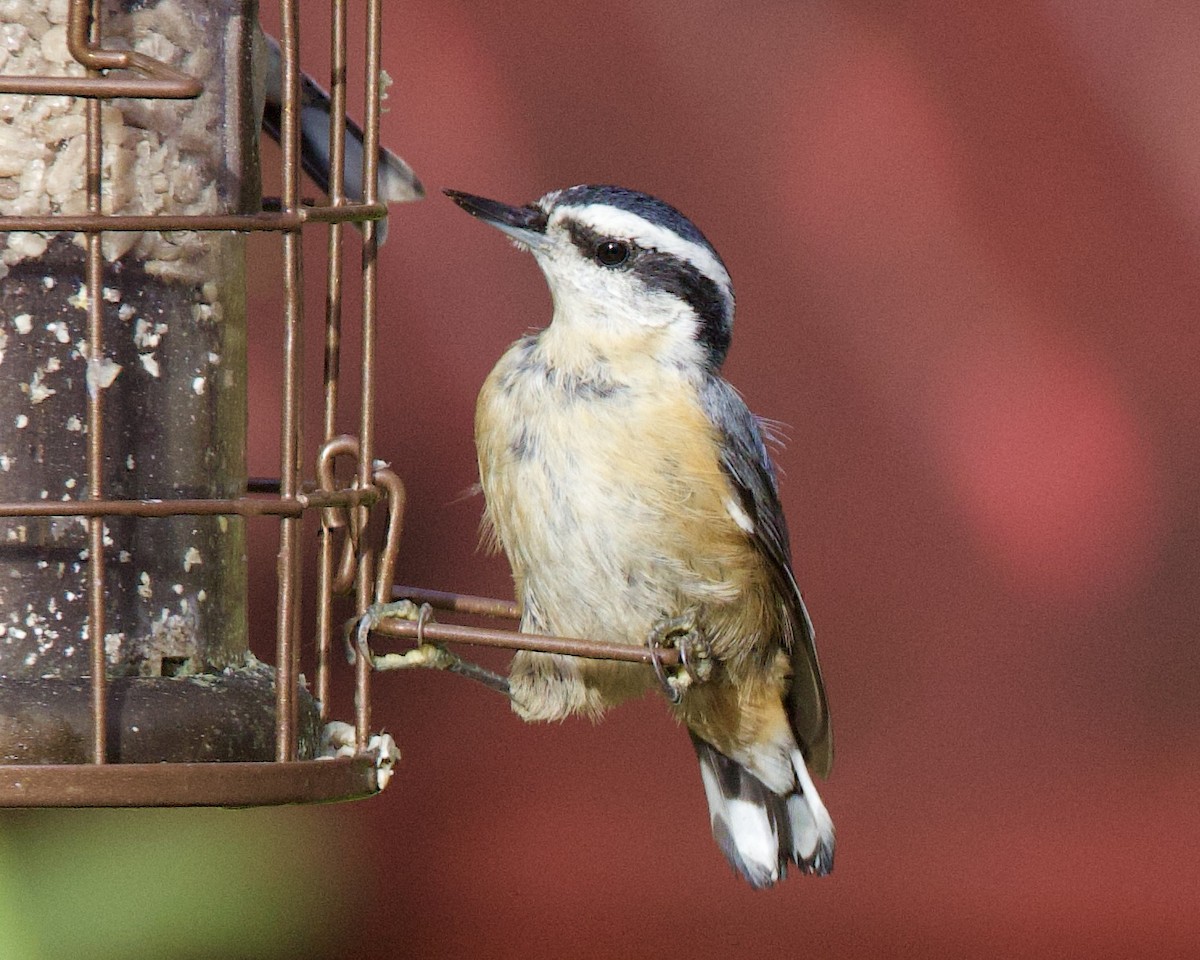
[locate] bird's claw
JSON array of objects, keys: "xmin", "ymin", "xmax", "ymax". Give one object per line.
[
  {"xmin": 678, "ymin": 632, "xmax": 714, "ymax": 685},
  {"xmin": 346, "ymin": 598, "xmax": 512, "ymax": 696},
  {"xmin": 648, "ymin": 612, "xmax": 713, "ymax": 703},
  {"xmin": 346, "ymin": 599, "xmax": 449, "ymax": 672}
]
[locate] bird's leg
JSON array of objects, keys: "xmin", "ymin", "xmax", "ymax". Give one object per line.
[
  {"xmin": 647, "ymin": 610, "xmax": 713, "ymax": 703},
  {"xmin": 347, "ymin": 600, "xmax": 511, "ymax": 696}
]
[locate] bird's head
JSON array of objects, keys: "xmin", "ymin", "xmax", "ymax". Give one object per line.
[{"xmin": 445, "ymin": 185, "xmax": 735, "ymax": 371}]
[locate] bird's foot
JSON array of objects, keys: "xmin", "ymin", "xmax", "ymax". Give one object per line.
[
  {"xmin": 347, "ymin": 600, "xmax": 448, "ymax": 669},
  {"xmin": 647, "ymin": 611, "xmax": 713, "ymax": 703},
  {"xmin": 346, "ymin": 600, "xmax": 511, "ymax": 695}
]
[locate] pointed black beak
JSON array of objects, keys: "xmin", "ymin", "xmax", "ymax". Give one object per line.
[{"xmin": 443, "ymin": 189, "xmax": 550, "ymax": 250}]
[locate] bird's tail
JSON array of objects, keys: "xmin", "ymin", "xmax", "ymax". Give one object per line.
[
  {"xmin": 691, "ymin": 734, "xmax": 834, "ymax": 887},
  {"xmin": 259, "ymin": 32, "xmax": 425, "ymax": 215}
]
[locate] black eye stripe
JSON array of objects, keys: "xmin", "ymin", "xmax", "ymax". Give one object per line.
[
  {"xmin": 632, "ymin": 252, "xmax": 731, "ymax": 368},
  {"xmin": 560, "ymin": 216, "xmax": 732, "ymax": 369}
]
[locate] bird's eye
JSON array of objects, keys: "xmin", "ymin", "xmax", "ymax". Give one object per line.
[{"xmin": 594, "ymin": 240, "xmax": 630, "ymax": 267}]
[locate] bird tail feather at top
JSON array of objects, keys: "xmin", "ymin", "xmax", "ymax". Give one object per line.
[
  {"xmin": 692, "ymin": 734, "xmax": 834, "ymax": 887},
  {"xmin": 258, "ymin": 31, "xmax": 424, "ymax": 247}
]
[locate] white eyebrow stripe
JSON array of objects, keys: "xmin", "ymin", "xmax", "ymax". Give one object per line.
[{"xmin": 553, "ymin": 202, "xmax": 733, "ymax": 297}]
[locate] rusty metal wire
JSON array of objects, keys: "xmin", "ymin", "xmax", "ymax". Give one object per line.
[
  {"xmin": 371, "ymin": 586, "xmax": 682, "ymax": 668},
  {"xmin": 0, "ymin": 205, "xmax": 389, "ymax": 235},
  {"xmin": 354, "ymin": 0, "xmax": 384, "ymax": 751},
  {"xmin": 84, "ymin": 0, "xmax": 107, "ymax": 770}
]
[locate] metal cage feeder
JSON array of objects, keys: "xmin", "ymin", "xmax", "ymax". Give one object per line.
[
  {"xmin": 0, "ymin": 0, "xmax": 683, "ymax": 810},
  {"xmin": 0, "ymin": 0, "xmax": 402, "ymax": 806}
]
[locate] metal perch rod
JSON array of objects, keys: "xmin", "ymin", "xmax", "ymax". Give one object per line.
[{"xmin": 377, "ymin": 585, "xmax": 682, "ymax": 666}]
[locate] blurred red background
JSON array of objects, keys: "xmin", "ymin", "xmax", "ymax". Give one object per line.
[{"xmin": 250, "ymin": 1, "xmax": 1200, "ymax": 957}]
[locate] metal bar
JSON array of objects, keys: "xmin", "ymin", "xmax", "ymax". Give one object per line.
[
  {"xmin": 0, "ymin": 489, "xmax": 377, "ymax": 519},
  {"xmin": 361, "ymin": 1, "xmax": 382, "ymax": 216},
  {"xmin": 392, "ymin": 585, "xmax": 521, "ymax": 621},
  {"xmin": 315, "ymin": 0, "xmax": 351, "ymax": 723},
  {"xmin": 315, "ymin": 438, "xmax": 362, "ymax": 721},
  {"xmin": 0, "ymin": 204, "xmax": 388, "ymax": 235},
  {"xmin": 372, "ymin": 469, "xmax": 406, "ymax": 605},
  {"xmin": 0, "ymin": 75, "xmax": 200, "ymax": 99},
  {"xmin": 274, "ymin": 0, "xmax": 304, "ymax": 764},
  {"xmin": 271, "ymin": 203, "xmax": 390, "ymax": 225},
  {"xmin": 367, "ymin": 618, "xmax": 682, "ymax": 667},
  {"xmin": 84, "ymin": 0, "xmax": 107, "ymax": 767},
  {"xmin": 327, "ymin": 0, "xmax": 349, "ymax": 219},
  {"xmin": 322, "ymin": 60, "xmax": 346, "ymax": 444},
  {"xmin": 249, "ymin": 472, "xmax": 384, "ymax": 505},
  {"xmin": 315, "ymin": 532, "xmax": 335, "ymax": 721},
  {"xmin": 355, "ymin": 0, "xmax": 384, "ymax": 750},
  {"xmin": 0, "ymin": 756, "xmax": 383, "ymax": 807}
]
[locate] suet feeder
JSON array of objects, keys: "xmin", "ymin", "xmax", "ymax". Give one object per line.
[
  {"xmin": 0, "ymin": 0, "xmax": 681, "ymax": 810},
  {"xmin": 0, "ymin": 0, "xmax": 404, "ymax": 805}
]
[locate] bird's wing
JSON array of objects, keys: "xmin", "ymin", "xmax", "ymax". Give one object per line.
[{"xmin": 700, "ymin": 375, "xmax": 833, "ymax": 777}]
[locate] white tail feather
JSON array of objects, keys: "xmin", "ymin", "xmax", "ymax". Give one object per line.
[
  {"xmin": 693, "ymin": 736, "xmax": 834, "ymax": 887},
  {"xmin": 791, "ymin": 749, "xmax": 835, "ymax": 869}
]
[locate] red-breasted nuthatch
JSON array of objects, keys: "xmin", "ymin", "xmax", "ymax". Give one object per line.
[{"xmin": 445, "ymin": 185, "xmax": 835, "ymax": 887}]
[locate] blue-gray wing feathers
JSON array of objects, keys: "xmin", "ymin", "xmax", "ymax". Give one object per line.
[{"xmin": 700, "ymin": 376, "xmax": 833, "ymax": 777}]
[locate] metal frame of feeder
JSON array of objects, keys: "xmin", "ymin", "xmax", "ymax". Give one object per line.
[{"xmin": 0, "ymin": 0, "xmax": 394, "ymax": 804}]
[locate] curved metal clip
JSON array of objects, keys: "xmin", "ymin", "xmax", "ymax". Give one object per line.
[{"xmin": 414, "ymin": 602, "xmax": 433, "ymax": 648}]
